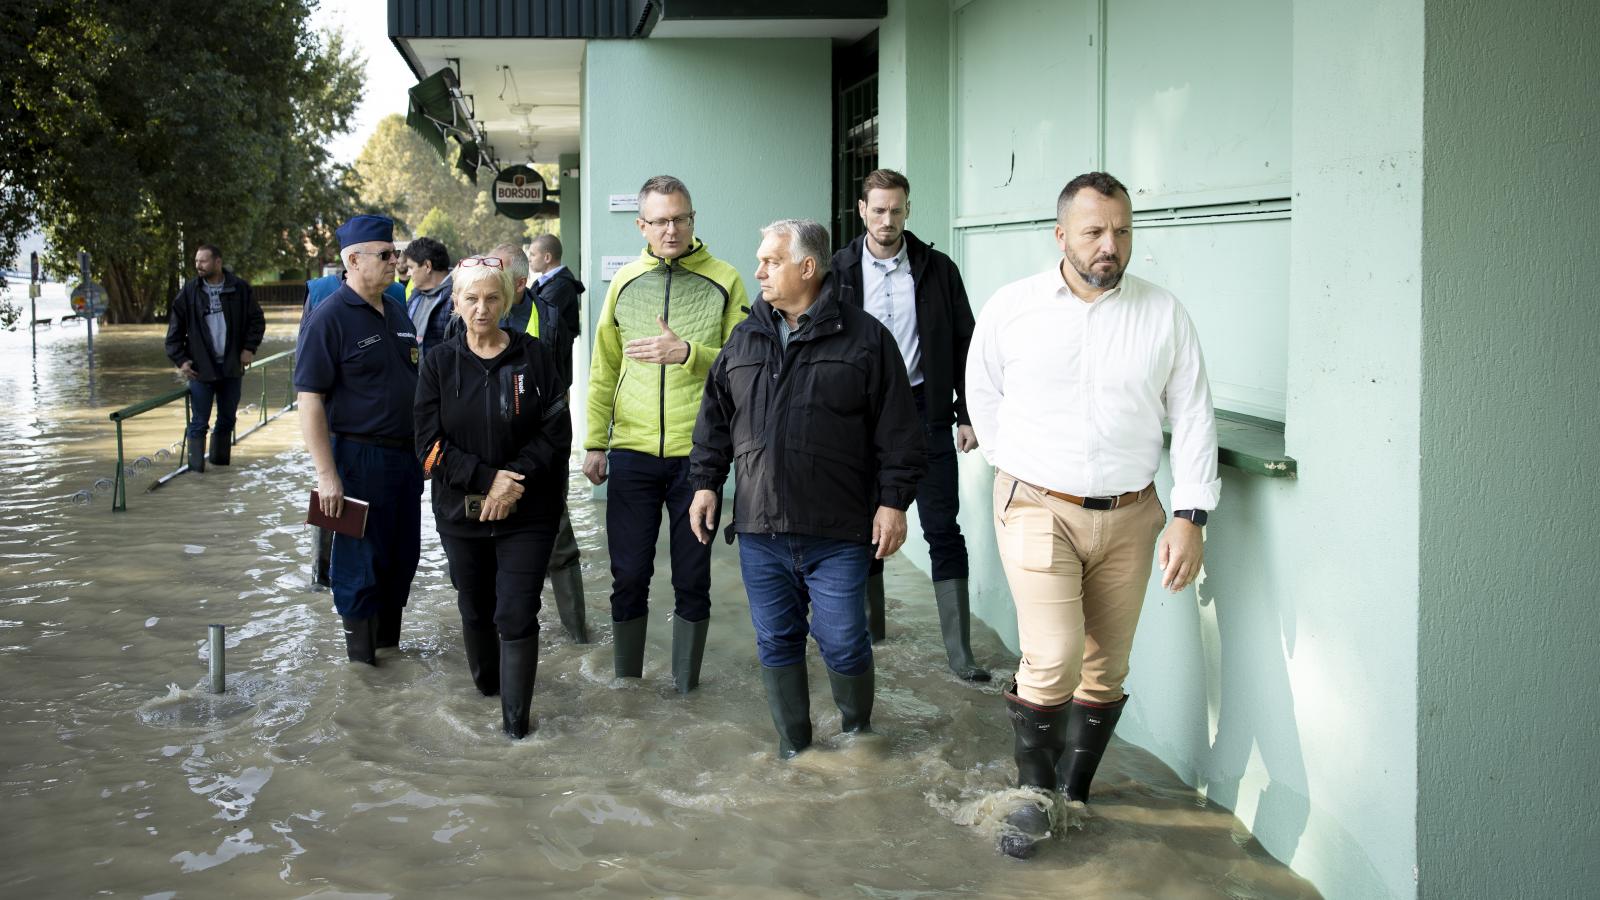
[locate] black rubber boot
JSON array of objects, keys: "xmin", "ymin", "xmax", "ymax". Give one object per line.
[
  {"xmin": 187, "ymin": 434, "xmax": 206, "ymax": 474},
  {"xmin": 313, "ymin": 526, "xmax": 333, "ymax": 587},
  {"xmin": 827, "ymin": 664, "xmax": 875, "ymax": 734},
  {"xmin": 998, "ymin": 681, "xmax": 1070, "ymax": 859},
  {"xmin": 500, "ymin": 635, "xmax": 538, "ymax": 739},
  {"xmin": 461, "ymin": 624, "xmax": 499, "ymax": 696},
  {"xmin": 865, "ymin": 572, "xmax": 886, "ymax": 644},
  {"xmin": 549, "ymin": 564, "xmax": 589, "ymax": 644},
  {"xmin": 612, "ymin": 615, "xmax": 647, "ymax": 678},
  {"xmin": 671, "ymin": 614, "xmax": 709, "ymax": 694},
  {"xmin": 208, "ymin": 429, "xmax": 231, "ymax": 465},
  {"xmin": 760, "ymin": 663, "xmax": 813, "ymax": 758},
  {"xmin": 377, "ymin": 606, "xmax": 402, "ymax": 650},
  {"xmin": 934, "ymin": 578, "xmax": 990, "ymax": 682},
  {"xmin": 1059, "ymin": 694, "xmax": 1130, "ymax": 802},
  {"xmin": 341, "ymin": 615, "xmax": 378, "ymax": 666}
]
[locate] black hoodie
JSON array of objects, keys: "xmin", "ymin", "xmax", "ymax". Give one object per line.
[{"xmin": 414, "ymin": 328, "xmax": 572, "ymax": 538}]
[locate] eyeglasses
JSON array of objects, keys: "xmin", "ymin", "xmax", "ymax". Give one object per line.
[
  {"xmin": 351, "ymin": 249, "xmax": 399, "ymax": 262},
  {"xmin": 458, "ymin": 256, "xmax": 504, "ymax": 269},
  {"xmin": 641, "ymin": 214, "xmax": 695, "ymax": 231}
]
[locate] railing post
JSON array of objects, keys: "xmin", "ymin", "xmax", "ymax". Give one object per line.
[{"xmin": 112, "ymin": 419, "xmax": 127, "ymax": 512}]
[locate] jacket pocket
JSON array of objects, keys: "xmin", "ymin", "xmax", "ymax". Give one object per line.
[{"xmin": 724, "ymin": 359, "xmax": 769, "ymax": 455}]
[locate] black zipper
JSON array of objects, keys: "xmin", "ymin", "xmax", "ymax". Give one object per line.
[{"xmin": 659, "ymin": 262, "xmax": 673, "ymax": 458}]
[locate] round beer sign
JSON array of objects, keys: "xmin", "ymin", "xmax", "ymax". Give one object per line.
[{"xmin": 492, "ymin": 165, "xmax": 552, "ymax": 220}]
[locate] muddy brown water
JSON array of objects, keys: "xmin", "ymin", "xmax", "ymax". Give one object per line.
[{"xmin": 0, "ymin": 311, "xmax": 1319, "ymax": 898}]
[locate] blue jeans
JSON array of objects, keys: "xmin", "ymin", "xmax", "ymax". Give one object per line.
[
  {"xmin": 738, "ymin": 532, "xmax": 873, "ymax": 675},
  {"xmin": 329, "ymin": 437, "xmax": 423, "ymax": 620},
  {"xmin": 869, "ymin": 386, "xmax": 967, "ymax": 581},
  {"xmin": 187, "ymin": 375, "xmax": 243, "ymax": 442},
  {"xmin": 605, "ymin": 449, "xmax": 712, "ymax": 622}
]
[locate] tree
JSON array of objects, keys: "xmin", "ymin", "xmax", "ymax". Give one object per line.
[
  {"xmin": 414, "ymin": 206, "xmax": 463, "ymax": 257},
  {"xmin": 351, "ymin": 113, "xmax": 562, "ymax": 259},
  {"xmin": 1, "ymin": 0, "xmax": 363, "ymax": 322}
]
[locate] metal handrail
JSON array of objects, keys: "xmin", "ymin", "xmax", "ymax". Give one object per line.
[{"xmin": 106, "ymin": 348, "xmax": 297, "ymax": 511}]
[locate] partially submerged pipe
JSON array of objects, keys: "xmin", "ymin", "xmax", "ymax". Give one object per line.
[{"xmin": 208, "ymin": 624, "xmax": 225, "ymax": 693}]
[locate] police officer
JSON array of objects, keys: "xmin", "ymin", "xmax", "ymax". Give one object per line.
[{"xmin": 294, "ymin": 215, "xmax": 424, "ymax": 665}]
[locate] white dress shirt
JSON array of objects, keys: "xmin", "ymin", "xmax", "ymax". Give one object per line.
[
  {"xmin": 862, "ymin": 242, "xmax": 922, "ymax": 386},
  {"xmin": 965, "ymin": 265, "xmax": 1221, "ymax": 511}
]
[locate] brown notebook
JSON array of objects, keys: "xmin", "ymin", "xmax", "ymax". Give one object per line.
[{"xmin": 307, "ymin": 491, "xmax": 369, "ymax": 539}]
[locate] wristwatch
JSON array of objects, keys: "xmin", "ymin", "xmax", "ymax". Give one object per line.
[{"xmin": 1174, "ymin": 509, "xmax": 1208, "ymax": 527}]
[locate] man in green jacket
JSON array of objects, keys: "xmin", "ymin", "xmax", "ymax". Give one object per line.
[{"xmin": 584, "ymin": 175, "xmax": 749, "ymax": 693}]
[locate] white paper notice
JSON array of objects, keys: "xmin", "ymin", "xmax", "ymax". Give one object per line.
[
  {"xmin": 601, "ymin": 256, "xmax": 633, "ymax": 281},
  {"xmin": 608, "ymin": 194, "xmax": 640, "ymax": 212}
]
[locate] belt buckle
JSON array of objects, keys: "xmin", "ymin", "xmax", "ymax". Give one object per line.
[{"xmin": 1082, "ymin": 496, "xmax": 1116, "ymax": 511}]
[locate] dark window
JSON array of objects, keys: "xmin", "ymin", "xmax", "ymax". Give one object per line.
[{"xmin": 833, "ymin": 32, "xmax": 878, "ymax": 252}]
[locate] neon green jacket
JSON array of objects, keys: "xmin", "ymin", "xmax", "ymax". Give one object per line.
[{"xmin": 586, "ymin": 239, "xmax": 750, "ymax": 457}]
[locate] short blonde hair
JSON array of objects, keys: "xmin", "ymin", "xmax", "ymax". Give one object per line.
[{"xmin": 450, "ymin": 260, "xmax": 515, "ymax": 320}]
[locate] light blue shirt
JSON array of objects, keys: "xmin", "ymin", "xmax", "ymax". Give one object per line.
[
  {"xmin": 535, "ymin": 264, "xmax": 566, "ymax": 287},
  {"xmin": 862, "ymin": 243, "xmax": 922, "ymax": 385}
]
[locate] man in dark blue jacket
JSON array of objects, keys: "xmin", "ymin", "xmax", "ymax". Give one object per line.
[
  {"xmin": 294, "ymin": 215, "xmax": 423, "ymax": 665},
  {"xmin": 165, "ymin": 243, "xmax": 265, "ymax": 472},
  {"xmin": 831, "ymin": 169, "xmax": 988, "ymax": 682},
  {"xmin": 689, "ymin": 218, "xmax": 924, "ymax": 758}
]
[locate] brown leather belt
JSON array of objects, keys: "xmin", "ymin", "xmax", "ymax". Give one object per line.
[{"xmin": 1017, "ymin": 478, "xmax": 1155, "ymax": 511}]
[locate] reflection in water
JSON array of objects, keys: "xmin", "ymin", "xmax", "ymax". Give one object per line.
[{"xmin": 0, "ymin": 315, "xmax": 1319, "ymax": 897}]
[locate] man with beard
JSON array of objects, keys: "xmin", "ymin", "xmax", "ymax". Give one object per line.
[
  {"xmin": 830, "ymin": 168, "xmax": 988, "ymax": 682},
  {"xmin": 965, "ymin": 172, "xmax": 1219, "ymax": 858},
  {"xmin": 165, "ymin": 244, "xmax": 265, "ymax": 472}
]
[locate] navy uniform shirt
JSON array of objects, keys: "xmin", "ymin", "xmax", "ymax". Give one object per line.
[{"xmin": 293, "ymin": 284, "xmax": 419, "ymax": 438}]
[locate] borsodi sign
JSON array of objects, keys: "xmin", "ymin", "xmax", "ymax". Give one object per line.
[{"xmin": 492, "ymin": 165, "xmax": 553, "ymax": 220}]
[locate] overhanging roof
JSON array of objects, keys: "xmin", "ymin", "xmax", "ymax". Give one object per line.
[{"xmin": 389, "ymin": 1, "xmax": 885, "ymax": 167}]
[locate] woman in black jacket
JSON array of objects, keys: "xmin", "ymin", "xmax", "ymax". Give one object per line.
[{"xmin": 414, "ymin": 257, "xmax": 571, "ymax": 738}]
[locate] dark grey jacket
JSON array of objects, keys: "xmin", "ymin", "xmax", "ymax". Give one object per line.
[
  {"xmin": 165, "ymin": 270, "xmax": 265, "ymax": 381},
  {"xmin": 690, "ymin": 277, "xmax": 925, "ymax": 544}
]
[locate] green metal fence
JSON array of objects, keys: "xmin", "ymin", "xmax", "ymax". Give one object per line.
[{"xmin": 106, "ymin": 348, "xmax": 297, "ymax": 511}]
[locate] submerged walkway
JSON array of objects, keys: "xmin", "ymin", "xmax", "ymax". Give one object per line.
[{"xmin": 0, "ymin": 318, "xmax": 1319, "ymax": 897}]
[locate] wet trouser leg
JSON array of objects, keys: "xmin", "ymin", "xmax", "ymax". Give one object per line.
[
  {"xmin": 443, "ymin": 534, "xmax": 501, "ymax": 695},
  {"xmin": 663, "ymin": 456, "xmax": 712, "ymax": 622},
  {"xmin": 186, "ymin": 377, "xmax": 217, "ymax": 472},
  {"xmin": 546, "ymin": 504, "xmax": 588, "ymax": 643},
  {"xmin": 604, "ymin": 449, "xmax": 666, "ymax": 623},
  {"xmin": 329, "ymin": 438, "xmax": 423, "ymax": 623},
  {"xmin": 313, "ymin": 525, "xmax": 334, "ymax": 587},
  {"xmin": 992, "ymin": 471, "xmax": 1163, "ymax": 708},
  {"xmin": 208, "ymin": 376, "xmax": 242, "ymax": 465}
]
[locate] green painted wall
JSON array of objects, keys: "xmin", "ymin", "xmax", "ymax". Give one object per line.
[
  {"xmin": 558, "ymin": 151, "xmax": 581, "ymax": 275},
  {"xmin": 877, "ymin": 0, "xmax": 953, "ymax": 253},
  {"xmin": 575, "ymin": 37, "xmax": 832, "ymax": 477},
  {"xmin": 911, "ymin": 2, "xmax": 1426, "ymax": 897},
  {"xmin": 1417, "ymin": 1, "xmax": 1600, "ymax": 896}
]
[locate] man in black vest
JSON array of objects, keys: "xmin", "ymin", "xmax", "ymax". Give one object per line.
[{"xmin": 830, "ymin": 169, "xmax": 988, "ymax": 682}]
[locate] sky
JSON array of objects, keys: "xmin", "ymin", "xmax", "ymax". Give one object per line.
[{"xmin": 311, "ymin": 0, "xmax": 418, "ymax": 165}]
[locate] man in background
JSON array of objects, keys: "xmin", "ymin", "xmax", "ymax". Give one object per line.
[{"xmin": 165, "ymin": 243, "xmax": 265, "ymax": 472}]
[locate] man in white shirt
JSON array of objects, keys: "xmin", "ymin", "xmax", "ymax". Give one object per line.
[{"xmin": 965, "ymin": 172, "xmax": 1219, "ymax": 859}]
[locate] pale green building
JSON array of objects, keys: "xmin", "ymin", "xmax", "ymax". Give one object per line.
[{"xmin": 389, "ymin": 2, "xmax": 1600, "ymax": 896}]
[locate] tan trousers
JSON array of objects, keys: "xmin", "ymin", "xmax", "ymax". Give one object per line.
[{"xmin": 993, "ymin": 471, "xmax": 1165, "ymax": 707}]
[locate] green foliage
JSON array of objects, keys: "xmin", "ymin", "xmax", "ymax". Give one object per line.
[
  {"xmin": 0, "ymin": 0, "xmax": 363, "ymax": 322},
  {"xmin": 414, "ymin": 206, "xmax": 463, "ymax": 257},
  {"xmin": 352, "ymin": 113, "xmax": 560, "ymax": 259}
]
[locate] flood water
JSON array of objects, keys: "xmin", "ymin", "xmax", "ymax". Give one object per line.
[{"xmin": 0, "ymin": 309, "xmax": 1320, "ymax": 898}]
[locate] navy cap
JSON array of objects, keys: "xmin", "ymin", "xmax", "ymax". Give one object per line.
[{"xmin": 336, "ymin": 214, "xmax": 395, "ymax": 249}]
